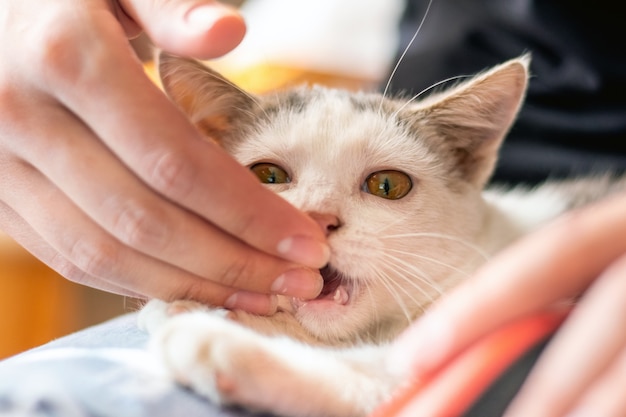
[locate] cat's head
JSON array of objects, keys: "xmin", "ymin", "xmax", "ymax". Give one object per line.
[{"xmin": 159, "ymin": 53, "xmax": 529, "ymax": 344}]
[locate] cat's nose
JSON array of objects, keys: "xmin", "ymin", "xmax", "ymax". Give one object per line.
[{"xmin": 308, "ymin": 212, "xmax": 341, "ymax": 236}]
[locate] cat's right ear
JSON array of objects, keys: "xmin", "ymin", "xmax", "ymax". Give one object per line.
[
  {"xmin": 402, "ymin": 55, "xmax": 530, "ymax": 188},
  {"xmin": 158, "ymin": 52, "xmax": 257, "ymax": 144}
]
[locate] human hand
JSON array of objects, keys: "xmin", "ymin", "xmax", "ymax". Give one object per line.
[
  {"xmin": 387, "ymin": 191, "xmax": 626, "ymax": 416},
  {"xmin": 0, "ymin": 0, "xmax": 329, "ymax": 315}
]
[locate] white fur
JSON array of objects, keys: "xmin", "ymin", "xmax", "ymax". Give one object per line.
[{"xmin": 139, "ymin": 55, "xmax": 626, "ymax": 417}]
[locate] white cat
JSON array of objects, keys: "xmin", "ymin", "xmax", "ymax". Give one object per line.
[{"xmin": 138, "ymin": 53, "xmax": 626, "ymax": 417}]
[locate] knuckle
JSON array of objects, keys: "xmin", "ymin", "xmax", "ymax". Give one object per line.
[
  {"xmin": 110, "ymin": 198, "xmax": 171, "ymax": 251},
  {"xmin": 0, "ymin": 62, "xmax": 33, "ymax": 136},
  {"xmin": 219, "ymin": 256, "xmax": 254, "ymax": 290},
  {"xmin": 27, "ymin": 12, "xmax": 113, "ymax": 90},
  {"xmin": 2, "ymin": 5, "xmax": 107, "ymax": 92},
  {"xmin": 68, "ymin": 236, "xmax": 119, "ymax": 278},
  {"xmin": 30, "ymin": 24, "xmax": 85, "ymax": 84},
  {"xmin": 171, "ymin": 280, "xmax": 214, "ymax": 304},
  {"xmin": 148, "ymin": 150, "xmax": 195, "ymax": 200}
]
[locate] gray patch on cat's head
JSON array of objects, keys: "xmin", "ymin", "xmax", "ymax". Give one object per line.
[
  {"xmin": 257, "ymin": 86, "xmax": 384, "ymax": 119},
  {"xmin": 259, "ymin": 90, "xmax": 310, "ymax": 116}
]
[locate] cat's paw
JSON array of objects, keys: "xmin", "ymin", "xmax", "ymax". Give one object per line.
[
  {"xmin": 150, "ymin": 313, "xmax": 254, "ymax": 404},
  {"xmin": 138, "ymin": 299, "xmax": 216, "ymax": 334},
  {"xmin": 151, "ymin": 312, "xmax": 383, "ymax": 417},
  {"xmin": 150, "ymin": 312, "xmax": 303, "ymax": 414}
]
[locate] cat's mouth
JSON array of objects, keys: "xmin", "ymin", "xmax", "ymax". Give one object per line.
[
  {"xmin": 316, "ymin": 266, "xmax": 350, "ymax": 304},
  {"xmin": 290, "ymin": 265, "xmax": 352, "ymax": 311}
]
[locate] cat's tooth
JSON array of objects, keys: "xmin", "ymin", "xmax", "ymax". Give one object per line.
[
  {"xmin": 333, "ymin": 287, "xmax": 349, "ymax": 305},
  {"xmin": 290, "ymin": 298, "xmax": 306, "ymax": 311}
]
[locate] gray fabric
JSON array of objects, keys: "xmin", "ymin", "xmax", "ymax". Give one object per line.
[{"xmin": 0, "ymin": 314, "xmax": 261, "ymax": 417}]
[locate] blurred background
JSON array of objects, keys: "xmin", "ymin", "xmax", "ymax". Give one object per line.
[
  {"xmin": 0, "ymin": 0, "xmax": 404, "ymax": 359},
  {"xmin": 0, "ymin": 233, "xmax": 135, "ymax": 359}
]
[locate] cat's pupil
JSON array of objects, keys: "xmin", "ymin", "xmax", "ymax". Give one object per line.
[{"xmin": 382, "ymin": 179, "xmax": 390, "ymax": 194}]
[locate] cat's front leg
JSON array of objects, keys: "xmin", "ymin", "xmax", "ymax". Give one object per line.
[{"xmin": 151, "ymin": 312, "xmax": 393, "ymax": 417}]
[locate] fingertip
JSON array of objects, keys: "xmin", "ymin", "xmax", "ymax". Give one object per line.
[
  {"xmin": 270, "ymin": 268, "xmax": 324, "ymax": 299},
  {"xmin": 134, "ymin": 1, "xmax": 246, "ymax": 59},
  {"xmin": 183, "ymin": 4, "xmax": 246, "ymax": 58}
]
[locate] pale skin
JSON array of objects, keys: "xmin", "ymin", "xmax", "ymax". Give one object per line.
[
  {"xmin": 389, "ymin": 190, "xmax": 626, "ymax": 417},
  {"xmin": 0, "ymin": 0, "xmax": 329, "ymax": 315}
]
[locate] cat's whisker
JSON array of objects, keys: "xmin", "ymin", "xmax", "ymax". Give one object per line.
[
  {"xmin": 386, "ymin": 248, "xmax": 474, "ymax": 278},
  {"xmin": 376, "ymin": 267, "xmax": 431, "ymax": 322},
  {"xmin": 381, "ymin": 232, "xmax": 490, "ymax": 261},
  {"xmin": 381, "ymin": 255, "xmax": 446, "ymax": 305},
  {"xmin": 378, "ymin": 0, "xmax": 434, "ymax": 115},
  {"xmin": 378, "ymin": 252, "xmax": 444, "ymax": 300},
  {"xmin": 360, "ymin": 277, "xmax": 396, "ymax": 342},
  {"xmin": 357, "ymin": 263, "xmax": 432, "ymax": 340},
  {"xmin": 390, "ymin": 74, "xmax": 472, "ymax": 118},
  {"xmin": 362, "ymin": 280, "xmax": 381, "ymax": 330},
  {"xmin": 368, "ymin": 216, "xmax": 410, "ymax": 236},
  {"xmin": 370, "ymin": 269, "xmax": 416, "ymax": 324}
]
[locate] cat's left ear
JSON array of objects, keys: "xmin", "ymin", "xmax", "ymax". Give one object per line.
[
  {"xmin": 408, "ymin": 55, "xmax": 530, "ymax": 187},
  {"xmin": 158, "ymin": 52, "xmax": 257, "ymax": 145}
]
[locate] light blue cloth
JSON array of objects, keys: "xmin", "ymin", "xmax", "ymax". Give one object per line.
[{"xmin": 0, "ymin": 313, "xmax": 264, "ymax": 417}]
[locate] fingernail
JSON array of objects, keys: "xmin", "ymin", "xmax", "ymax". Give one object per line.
[
  {"xmin": 224, "ymin": 292, "xmax": 278, "ymax": 315},
  {"xmin": 386, "ymin": 312, "xmax": 452, "ymax": 378},
  {"xmin": 277, "ymin": 236, "xmax": 331, "ymax": 268},
  {"xmin": 271, "ymin": 269, "xmax": 323, "ymax": 299},
  {"xmin": 185, "ymin": 4, "xmax": 231, "ymax": 29}
]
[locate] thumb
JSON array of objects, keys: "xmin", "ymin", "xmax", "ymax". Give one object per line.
[{"xmin": 119, "ymin": 0, "xmax": 246, "ymax": 59}]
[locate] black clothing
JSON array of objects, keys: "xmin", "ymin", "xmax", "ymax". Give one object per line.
[{"xmin": 388, "ymin": 0, "xmax": 626, "ymax": 185}]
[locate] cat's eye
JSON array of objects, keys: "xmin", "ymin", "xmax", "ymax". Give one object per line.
[
  {"xmin": 250, "ymin": 163, "xmax": 291, "ymax": 184},
  {"xmin": 364, "ymin": 170, "xmax": 412, "ymax": 200}
]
